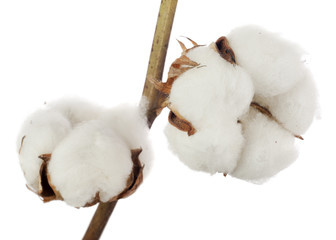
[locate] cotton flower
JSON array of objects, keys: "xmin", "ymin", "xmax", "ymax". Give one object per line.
[{"xmin": 17, "ymin": 99, "xmax": 152, "ymax": 207}]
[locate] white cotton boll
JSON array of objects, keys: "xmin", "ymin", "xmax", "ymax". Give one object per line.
[
  {"xmin": 99, "ymin": 104, "xmax": 153, "ymax": 175},
  {"xmin": 45, "ymin": 97, "xmax": 104, "ymax": 126},
  {"xmin": 169, "ymin": 45, "xmax": 254, "ymax": 128},
  {"xmin": 227, "ymin": 25, "xmax": 306, "ymax": 97},
  {"xmin": 165, "ymin": 118, "xmax": 244, "ymax": 174},
  {"xmin": 48, "ymin": 120, "xmax": 133, "ymax": 207},
  {"xmin": 165, "ymin": 45, "xmax": 253, "ymax": 174},
  {"xmin": 254, "ymin": 72, "xmax": 318, "ymax": 135},
  {"xmin": 231, "ymin": 109, "xmax": 298, "ymax": 183},
  {"xmin": 16, "ymin": 109, "xmax": 71, "ymax": 192}
]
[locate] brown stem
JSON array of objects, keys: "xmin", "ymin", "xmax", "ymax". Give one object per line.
[
  {"xmin": 142, "ymin": 0, "xmax": 178, "ymax": 128},
  {"xmin": 82, "ymin": 201, "xmax": 118, "ymax": 240},
  {"xmin": 82, "ymin": 0, "xmax": 177, "ymax": 239}
]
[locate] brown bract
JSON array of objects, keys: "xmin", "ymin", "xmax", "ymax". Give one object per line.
[
  {"xmin": 18, "ymin": 136, "xmax": 26, "ymax": 154},
  {"xmin": 213, "ymin": 36, "xmax": 236, "ymax": 64},
  {"xmin": 249, "ymin": 102, "xmax": 303, "ymax": 140},
  {"xmin": 27, "ymin": 149, "xmax": 145, "ymax": 207},
  {"xmin": 149, "ymin": 38, "xmax": 203, "ymax": 136},
  {"xmin": 168, "ymin": 111, "xmax": 196, "ymax": 136},
  {"xmin": 151, "ymin": 37, "xmax": 240, "ymax": 137}
]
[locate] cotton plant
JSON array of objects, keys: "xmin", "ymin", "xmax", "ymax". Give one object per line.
[
  {"xmin": 17, "ymin": 98, "xmax": 152, "ymax": 207},
  {"xmin": 16, "ymin": 22, "xmax": 318, "ymax": 240},
  {"xmin": 152, "ymin": 25, "xmax": 318, "ymax": 183}
]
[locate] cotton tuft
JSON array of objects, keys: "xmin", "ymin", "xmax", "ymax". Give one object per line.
[
  {"xmin": 163, "ymin": 27, "xmax": 318, "ymax": 182},
  {"xmin": 45, "ymin": 97, "xmax": 104, "ymax": 126},
  {"xmin": 17, "ymin": 98, "xmax": 152, "ymax": 207},
  {"xmin": 253, "ymin": 72, "xmax": 317, "ymax": 135},
  {"xmin": 227, "ymin": 25, "xmax": 307, "ymax": 97},
  {"xmin": 99, "ymin": 104, "xmax": 153, "ymax": 175},
  {"xmin": 165, "ymin": 45, "xmax": 254, "ymax": 174},
  {"xmin": 48, "ymin": 120, "xmax": 133, "ymax": 207},
  {"xmin": 231, "ymin": 109, "xmax": 299, "ymax": 182},
  {"xmin": 17, "ymin": 109, "xmax": 71, "ymax": 192}
]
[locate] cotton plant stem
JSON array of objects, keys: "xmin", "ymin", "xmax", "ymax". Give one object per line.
[
  {"xmin": 142, "ymin": 0, "xmax": 178, "ymax": 127},
  {"xmin": 82, "ymin": 201, "xmax": 117, "ymax": 240},
  {"xmin": 82, "ymin": 1, "xmax": 177, "ymax": 239}
]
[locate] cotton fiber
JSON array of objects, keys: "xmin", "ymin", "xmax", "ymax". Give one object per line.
[
  {"xmin": 253, "ymin": 72, "xmax": 317, "ymax": 135},
  {"xmin": 164, "ymin": 43, "xmax": 254, "ymax": 175},
  {"xmin": 99, "ymin": 104, "xmax": 153, "ymax": 175},
  {"xmin": 165, "ymin": 118, "xmax": 244, "ymax": 174},
  {"xmin": 159, "ymin": 26, "xmax": 318, "ymax": 183},
  {"xmin": 231, "ymin": 109, "xmax": 299, "ymax": 182},
  {"xmin": 45, "ymin": 97, "xmax": 104, "ymax": 126},
  {"xmin": 17, "ymin": 99, "xmax": 152, "ymax": 207},
  {"xmin": 17, "ymin": 109, "xmax": 71, "ymax": 192},
  {"xmin": 48, "ymin": 120, "xmax": 133, "ymax": 207},
  {"xmin": 227, "ymin": 25, "xmax": 307, "ymax": 97}
]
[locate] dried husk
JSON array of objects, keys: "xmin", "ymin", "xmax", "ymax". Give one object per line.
[
  {"xmin": 168, "ymin": 111, "xmax": 196, "ymax": 136},
  {"xmin": 249, "ymin": 102, "xmax": 303, "ymax": 140}
]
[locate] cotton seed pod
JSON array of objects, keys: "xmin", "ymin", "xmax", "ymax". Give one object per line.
[
  {"xmin": 227, "ymin": 25, "xmax": 307, "ymax": 97},
  {"xmin": 17, "ymin": 100, "xmax": 152, "ymax": 207},
  {"xmin": 153, "ymin": 38, "xmax": 254, "ymax": 174}
]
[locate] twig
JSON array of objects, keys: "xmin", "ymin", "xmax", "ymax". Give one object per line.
[
  {"xmin": 82, "ymin": 0, "xmax": 177, "ymax": 239},
  {"xmin": 82, "ymin": 201, "xmax": 118, "ymax": 240},
  {"xmin": 142, "ymin": 0, "xmax": 178, "ymax": 127}
]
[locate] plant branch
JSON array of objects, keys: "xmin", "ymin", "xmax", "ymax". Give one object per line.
[
  {"xmin": 142, "ymin": 0, "xmax": 178, "ymax": 127},
  {"xmin": 82, "ymin": 0, "xmax": 177, "ymax": 239}
]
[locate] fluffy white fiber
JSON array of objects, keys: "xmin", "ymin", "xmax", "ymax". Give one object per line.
[
  {"xmin": 227, "ymin": 25, "xmax": 307, "ymax": 97},
  {"xmin": 254, "ymin": 72, "xmax": 317, "ymax": 135},
  {"xmin": 17, "ymin": 109, "xmax": 71, "ymax": 192},
  {"xmin": 99, "ymin": 104, "xmax": 152, "ymax": 174},
  {"xmin": 231, "ymin": 109, "xmax": 299, "ymax": 183},
  {"xmin": 165, "ymin": 25, "xmax": 317, "ymax": 182},
  {"xmin": 165, "ymin": 119, "xmax": 244, "ymax": 174},
  {"xmin": 169, "ymin": 46, "xmax": 254, "ymax": 127},
  {"xmin": 48, "ymin": 120, "xmax": 133, "ymax": 207},
  {"xmin": 45, "ymin": 97, "xmax": 104, "ymax": 126},
  {"xmin": 166, "ymin": 45, "xmax": 254, "ymax": 174},
  {"xmin": 17, "ymin": 98, "xmax": 152, "ymax": 207}
]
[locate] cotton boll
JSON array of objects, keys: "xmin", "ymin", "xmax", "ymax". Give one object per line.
[
  {"xmin": 164, "ymin": 45, "xmax": 253, "ymax": 174},
  {"xmin": 231, "ymin": 109, "xmax": 298, "ymax": 182},
  {"xmin": 169, "ymin": 45, "xmax": 254, "ymax": 128},
  {"xmin": 227, "ymin": 25, "xmax": 306, "ymax": 97},
  {"xmin": 165, "ymin": 118, "xmax": 244, "ymax": 174},
  {"xmin": 254, "ymin": 72, "xmax": 318, "ymax": 135},
  {"xmin": 45, "ymin": 97, "xmax": 104, "ymax": 126},
  {"xmin": 48, "ymin": 120, "xmax": 133, "ymax": 207},
  {"xmin": 17, "ymin": 109, "xmax": 71, "ymax": 192},
  {"xmin": 99, "ymin": 104, "xmax": 153, "ymax": 175}
]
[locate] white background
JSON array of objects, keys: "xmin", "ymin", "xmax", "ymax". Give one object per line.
[{"xmin": 1, "ymin": 0, "xmax": 335, "ymax": 239}]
